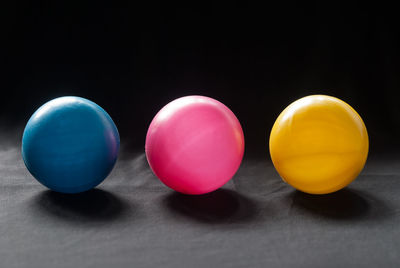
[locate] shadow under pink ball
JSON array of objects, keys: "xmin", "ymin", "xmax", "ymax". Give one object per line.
[{"xmin": 145, "ymin": 96, "xmax": 245, "ymax": 195}]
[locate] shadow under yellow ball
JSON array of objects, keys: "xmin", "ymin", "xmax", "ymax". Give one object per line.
[{"xmin": 269, "ymin": 95, "xmax": 369, "ymax": 194}]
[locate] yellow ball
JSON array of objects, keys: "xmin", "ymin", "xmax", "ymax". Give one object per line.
[{"xmin": 269, "ymin": 95, "xmax": 369, "ymax": 194}]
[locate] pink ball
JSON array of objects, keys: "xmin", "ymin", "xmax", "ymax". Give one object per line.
[{"xmin": 145, "ymin": 96, "xmax": 245, "ymax": 195}]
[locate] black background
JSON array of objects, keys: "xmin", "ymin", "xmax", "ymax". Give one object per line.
[
  {"xmin": 2, "ymin": 1, "xmax": 400, "ymax": 155},
  {"xmin": 1, "ymin": 2, "xmax": 400, "ymax": 267}
]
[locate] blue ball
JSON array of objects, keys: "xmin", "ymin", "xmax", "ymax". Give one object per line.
[{"xmin": 22, "ymin": 96, "xmax": 120, "ymax": 193}]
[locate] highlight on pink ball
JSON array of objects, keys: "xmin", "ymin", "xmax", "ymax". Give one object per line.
[{"xmin": 145, "ymin": 95, "xmax": 245, "ymax": 195}]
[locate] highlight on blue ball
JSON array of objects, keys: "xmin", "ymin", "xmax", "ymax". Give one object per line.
[{"xmin": 22, "ymin": 96, "xmax": 120, "ymax": 193}]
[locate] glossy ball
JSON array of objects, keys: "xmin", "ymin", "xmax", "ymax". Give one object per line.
[
  {"xmin": 269, "ymin": 95, "xmax": 369, "ymax": 194},
  {"xmin": 145, "ymin": 96, "xmax": 245, "ymax": 195},
  {"xmin": 22, "ymin": 96, "xmax": 120, "ymax": 193}
]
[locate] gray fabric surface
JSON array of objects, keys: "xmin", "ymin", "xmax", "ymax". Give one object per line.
[{"xmin": 0, "ymin": 134, "xmax": 399, "ymax": 267}]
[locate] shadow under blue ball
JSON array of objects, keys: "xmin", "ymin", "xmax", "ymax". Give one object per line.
[{"xmin": 22, "ymin": 96, "xmax": 120, "ymax": 193}]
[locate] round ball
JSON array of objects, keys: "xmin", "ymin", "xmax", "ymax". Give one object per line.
[
  {"xmin": 22, "ymin": 96, "xmax": 120, "ymax": 193},
  {"xmin": 269, "ymin": 95, "xmax": 369, "ymax": 194},
  {"xmin": 145, "ymin": 96, "xmax": 245, "ymax": 195}
]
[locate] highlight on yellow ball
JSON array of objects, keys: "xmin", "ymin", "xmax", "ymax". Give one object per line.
[{"xmin": 269, "ymin": 95, "xmax": 369, "ymax": 194}]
